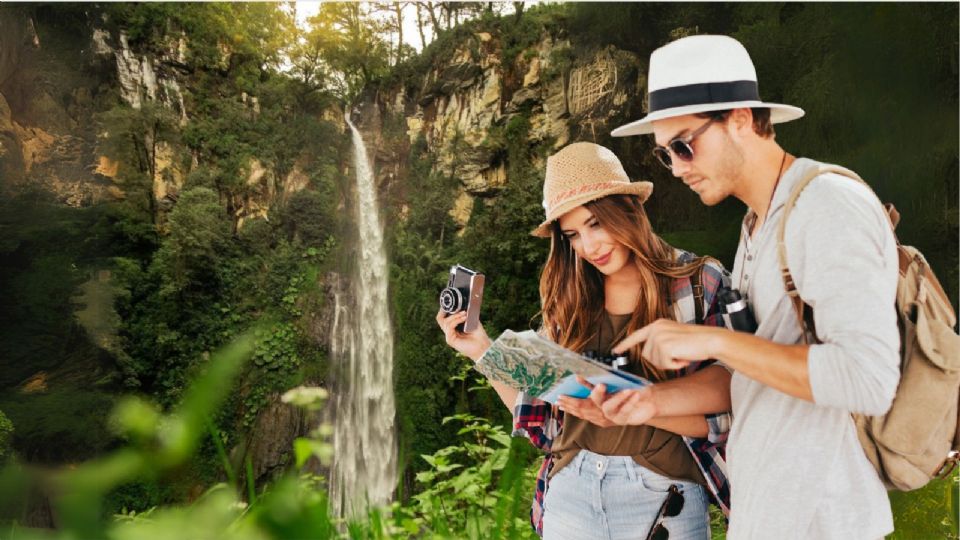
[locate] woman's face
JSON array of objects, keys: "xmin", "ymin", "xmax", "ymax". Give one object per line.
[{"xmin": 557, "ymin": 205, "xmax": 633, "ymax": 277}]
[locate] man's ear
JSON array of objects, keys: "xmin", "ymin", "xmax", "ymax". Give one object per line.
[{"xmin": 728, "ymin": 108, "xmax": 754, "ymax": 137}]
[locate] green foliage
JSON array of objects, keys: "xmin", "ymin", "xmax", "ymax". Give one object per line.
[
  {"xmin": 888, "ymin": 473, "xmax": 960, "ymax": 540},
  {"xmin": 1, "ymin": 4, "xmax": 955, "ymax": 539},
  {"xmin": 152, "ymin": 187, "xmax": 232, "ymax": 297},
  {"xmin": 104, "ymin": 3, "xmax": 293, "ymax": 78},
  {"xmin": 541, "ymin": 46, "xmax": 576, "ymax": 82},
  {"xmin": 252, "ymin": 324, "xmax": 300, "ymax": 372},
  {"xmin": 393, "ymin": 413, "xmax": 538, "ymax": 539},
  {"xmin": 0, "ymin": 386, "xmax": 115, "ymax": 463},
  {"xmin": 283, "ymin": 190, "xmax": 336, "ymax": 248},
  {"xmin": 305, "ymin": 3, "xmax": 392, "ymax": 100},
  {"xmin": 0, "ymin": 411, "xmax": 13, "ymax": 465}
]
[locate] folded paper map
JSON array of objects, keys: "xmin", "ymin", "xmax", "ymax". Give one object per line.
[{"xmin": 475, "ymin": 329, "xmax": 650, "ymax": 404}]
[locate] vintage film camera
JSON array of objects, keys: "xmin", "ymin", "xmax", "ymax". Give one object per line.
[
  {"xmin": 583, "ymin": 350, "xmax": 631, "ymax": 371},
  {"xmin": 439, "ymin": 264, "xmax": 485, "ymax": 333}
]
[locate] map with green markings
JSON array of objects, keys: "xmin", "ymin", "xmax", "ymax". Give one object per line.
[{"xmin": 475, "ymin": 330, "xmax": 648, "ymax": 403}]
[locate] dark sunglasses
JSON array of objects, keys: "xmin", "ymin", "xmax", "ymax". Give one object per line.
[
  {"xmin": 652, "ymin": 118, "xmax": 716, "ymax": 171},
  {"xmin": 644, "ymin": 484, "xmax": 685, "ymax": 540}
]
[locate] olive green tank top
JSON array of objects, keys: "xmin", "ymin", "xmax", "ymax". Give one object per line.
[{"xmin": 549, "ymin": 312, "xmax": 705, "ymax": 485}]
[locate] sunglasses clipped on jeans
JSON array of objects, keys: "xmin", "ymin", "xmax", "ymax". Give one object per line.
[
  {"xmin": 652, "ymin": 118, "xmax": 716, "ymax": 171},
  {"xmin": 644, "ymin": 484, "xmax": 685, "ymax": 540}
]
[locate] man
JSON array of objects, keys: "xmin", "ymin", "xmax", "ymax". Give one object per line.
[{"xmin": 598, "ymin": 35, "xmax": 900, "ymax": 539}]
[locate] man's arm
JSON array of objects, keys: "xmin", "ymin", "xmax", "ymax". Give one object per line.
[
  {"xmin": 614, "ymin": 176, "xmax": 900, "ymax": 414},
  {"xmin": 562, "ymin": 365, "xmax": 731, "ymax": 435},
  {"xmin": 648, "ymin": 363, "xmax": 733, "ymax": 415},
  {"xmin": 558, "ymin": 386, "xmax": 711, "ymax": 437},
  {"xmin": 613, "ymin": 324, "xmax": 813, "ymax": 400},
  {"xmin": 598, "ymin": 363, "xmax": 732, "ymax": 427}
]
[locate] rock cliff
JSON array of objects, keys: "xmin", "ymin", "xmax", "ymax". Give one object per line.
[{"xmin": 355, "ymin": 29, "xmax": 645, "ymax": 231}]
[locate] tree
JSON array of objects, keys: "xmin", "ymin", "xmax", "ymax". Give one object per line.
[
  {"xmin": 286, "ymin": 28, "xmax": 329, "ymax": 94},
  {"xmin": 97, "ymin": 102, "xmax": 180, "ymax": 231},
  {"xmin": 306, "ymin": 2, "xmax": 391, "ymax": 100},
  {"xmin": 393, "ymin": 2, "xmax": 407, "ymax": 66},
  {"xmin": 152, "ymin": 187, "xmax": 232, "ymax": 296},
  {"xmin": 424, "ymin": 2, "xmax": 442, "ymax": 35},
  {"xmin": 415, "ymin": 2, "xmax": 428, "ymax": 50}
]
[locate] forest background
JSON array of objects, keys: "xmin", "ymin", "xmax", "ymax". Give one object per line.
[{"xmin": 0, "ymin": 2, "xmax": 956, "ymax": 539}]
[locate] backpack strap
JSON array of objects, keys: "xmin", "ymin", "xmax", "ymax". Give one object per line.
[
  {"xmin": 691, "ymin": 267, "xmax": 704, "ymax": 325},
  {"xmin": 776, "ymin": 164, "xmax": 896, "ymax": 343}
]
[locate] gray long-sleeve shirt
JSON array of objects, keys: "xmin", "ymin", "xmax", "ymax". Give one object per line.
[{"xmin": 726, "ymin": 158, "xmax": 899, "ymax": 540}]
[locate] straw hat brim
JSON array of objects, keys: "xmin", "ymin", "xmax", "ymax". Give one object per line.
[
  {"xmin": 530, "ymin": 181, "xmax": 653, "ymax": 238},
  {"xmin": 611, "ymin": 101, "xmax": 805, "ymax": 137}
]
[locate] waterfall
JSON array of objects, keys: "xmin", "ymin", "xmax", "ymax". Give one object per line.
[{"xmin": 329, "ymin": 114, "xmax": 397, "ymax": 518}]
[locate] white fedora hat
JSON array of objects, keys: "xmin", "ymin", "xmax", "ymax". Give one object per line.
[
  {"xmin": 612, "ymin": 35, "xmax": 805, "ymax": 137},
  {"xmin": 531, "ymin": 142, "xmax": 652, "ymax": 238}
]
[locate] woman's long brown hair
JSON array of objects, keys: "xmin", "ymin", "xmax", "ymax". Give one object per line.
[{"xmin": 539, "ymin": 194, "xmax": 705, "ymax": 382}]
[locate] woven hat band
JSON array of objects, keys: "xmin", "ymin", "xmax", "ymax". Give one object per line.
[
  {"xmin": 548, "ymin": 181, "xmax": 630, "ymax": 209},
  {"xmin": 649, "ymin": 80, "xmax": 759, "ymax": 113}
]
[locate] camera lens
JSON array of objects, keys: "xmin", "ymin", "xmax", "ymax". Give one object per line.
[{"xmin": 439, "ymin": 287, "xmax": 464, "ymax": 314}]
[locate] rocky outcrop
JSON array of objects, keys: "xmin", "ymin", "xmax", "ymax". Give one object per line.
[
  {"xmin": 232, "ymin": 393, "xmax": 317, "ymax": 492},
  {"xmin": 0, "ymin": 9, "xmax": 113, "ymax": 205},
  {"xmin": 0, "ymin": 8, "xmax": 304, "ymax": 220},
  {"xmin": 367, "ymin": 30, "xmax": 643, "ymax": 231}
]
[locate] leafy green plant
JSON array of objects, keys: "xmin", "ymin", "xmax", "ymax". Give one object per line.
[
  {"xmin": 0, "ymin": 411, "xmax": 12, "ymax": 465},
  {"xmin": 389, "ymin": 412, "xmax": 538, "ymax": 540}
]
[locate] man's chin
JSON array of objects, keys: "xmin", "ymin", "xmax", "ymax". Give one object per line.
[{"xmin": 697, "ymin": 191, "xmax": 725, "ymax": 206}]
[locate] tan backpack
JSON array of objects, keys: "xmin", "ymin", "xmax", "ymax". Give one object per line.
[{"xmin": 778, "ymin": 163, "xmax": 960, "ymax": 491}]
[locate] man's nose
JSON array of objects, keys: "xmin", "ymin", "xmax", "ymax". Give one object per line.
[{"xmin": 670, "ymin": 154, "xmax": 691, "ymax": 177}]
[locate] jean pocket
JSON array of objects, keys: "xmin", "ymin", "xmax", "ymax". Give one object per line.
[{"xmin": 637, "ymin": 467, "xmax": 689, "ymax": 494}]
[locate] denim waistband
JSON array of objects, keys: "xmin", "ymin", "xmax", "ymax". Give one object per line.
[{"xmin": 570, "ymin": 449, "xmax": 642, "ymax": 480}]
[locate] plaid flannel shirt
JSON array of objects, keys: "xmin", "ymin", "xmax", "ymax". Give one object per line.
[{"xmin": 512, "ymin": 252, "xmax": 732, "ymax": 536}]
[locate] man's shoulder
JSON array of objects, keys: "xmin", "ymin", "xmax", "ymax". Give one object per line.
[
  {"xmin": 786, "ymin": 160, "xmax": 884, "ymax": 226},
  {"xmin": 791, "ymin": 158, "xmax": 878, "ymax": 207}
]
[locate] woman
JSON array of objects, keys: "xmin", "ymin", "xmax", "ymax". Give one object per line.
[{"xmin": 437, "ymin": 142, "xmax": 731, "ymax": 540}]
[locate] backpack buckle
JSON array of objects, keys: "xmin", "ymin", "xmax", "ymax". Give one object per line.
[{"xmin": 935, "ymin": 450, "xmax": 960, "ymax": 479}]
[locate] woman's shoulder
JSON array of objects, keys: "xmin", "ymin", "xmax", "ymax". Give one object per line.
[
  {"xmin": 672, "ymin": 248, "xmax": 729, "ymax": 299},
  {"xmin": 673, "ymin": 248, "xmax": 728, "ymax": 276}
]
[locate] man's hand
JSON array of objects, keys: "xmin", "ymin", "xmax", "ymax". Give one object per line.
[{"xmin": 612, "ymin": 319, "xmax": 725, "ymax": 370}]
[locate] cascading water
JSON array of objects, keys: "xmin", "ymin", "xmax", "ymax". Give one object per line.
[{"xmin": 329, "ymin": 114, "xmax": 397, "ymax": 517}]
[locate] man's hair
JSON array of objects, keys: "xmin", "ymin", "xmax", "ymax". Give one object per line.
[{"xmin": 696, "ymin": 108, "xmax": 775, "ymax": 138}]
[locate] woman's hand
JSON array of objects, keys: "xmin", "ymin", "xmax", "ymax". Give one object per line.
[
  {"xmin": 560, "ymin": 376, "xmax": 658, "ymax": 427},
  {"xmin": 435, "ymin": 309, "xmax": 492, "ymax": 362},
  {"xmin": 556, "ymin": 376, "xmax": 616, "ymax": 427},
  {"xmin": 599, "ymin": 387, "xmax": 658, "ymax": 426}
]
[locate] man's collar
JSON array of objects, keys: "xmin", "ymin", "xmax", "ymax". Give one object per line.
[{"xmin": 741, "ymin": 156, "xmax": 810, "ymax": 234}]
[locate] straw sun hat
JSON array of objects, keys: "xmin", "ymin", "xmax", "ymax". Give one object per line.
[{"xmin": 530, "ymin": 142, "xmax": 653, "ymax": 238}]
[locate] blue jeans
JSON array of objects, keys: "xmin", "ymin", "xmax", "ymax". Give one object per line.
[{"xmin": 542, "ymin": 450, "xmax": 710, "ymax": 540}]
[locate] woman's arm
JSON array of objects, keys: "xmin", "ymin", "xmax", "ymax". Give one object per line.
[{"xmin": 436, "ymin": 308, "xmax": 518, "ymax": 410}]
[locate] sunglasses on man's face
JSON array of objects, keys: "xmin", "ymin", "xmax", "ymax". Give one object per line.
[
  {"xmin": 644, "ymin": 484, "xmax": 685, "ymax": 540},
  {"xmin": 652, "ymin": 118, "xmax": 716, "ymax": 171}
]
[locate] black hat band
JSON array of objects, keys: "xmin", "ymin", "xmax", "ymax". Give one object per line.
[{"xmin": 649, "ymin": 80, "xmax": 760, "ymax": 113}]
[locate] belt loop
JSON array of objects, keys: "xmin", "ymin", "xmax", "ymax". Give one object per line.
[
  {"xmin": 573, "ymin": 450, "xmax": 586, "ymax": 475},
  {"xmin": 625, "ymin": 457, "xmax": 638, "ymax": 481}
]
